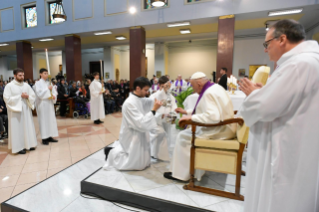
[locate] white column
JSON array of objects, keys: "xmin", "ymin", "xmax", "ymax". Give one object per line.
[
  {"xmin": 104, "ymin": 46, "xmax": 114, "ymax": 80},
  {"xmin": 154, "ymin": 42, "xmax": 165, "ymax": 77},
  {"xmin": 62, "ymin": 51, "xmax": 66, "ymax": 75}
]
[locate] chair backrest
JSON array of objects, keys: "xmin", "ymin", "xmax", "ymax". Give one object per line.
[
  {"xmin": 236, "ymin": 123, "xmax": 249, "ymax": 144},
  {"xmin": 252, "ymin": 66, "xmax": 270, "ymax": 86}
]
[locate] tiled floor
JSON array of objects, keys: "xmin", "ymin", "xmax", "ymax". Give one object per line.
[
  {"xmin": 1, "ymin": 112, "xmax": 246, "ymax": 212},
  {"xmin": 0, "ymin": 113, "xmax": 121, "ymax": 204},
  {"xmin": 85, "ymin": 156, "xmax": 245, "ymax": 212}
]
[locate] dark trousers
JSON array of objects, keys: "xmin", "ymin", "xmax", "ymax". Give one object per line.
[
  {"xmin": 0, "ymin": 114, "xmax": 8, "ymax": 133},
  {"xmin": 104, "ymin": 100, "xmax": 115, "ymax": 114},
  {"xmin": 60, "ymin": 101, "xmax": 67, "ymax": 116}
]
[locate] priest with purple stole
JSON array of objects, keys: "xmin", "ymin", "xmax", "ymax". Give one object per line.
[
  {"xmin": 172, "ymin": 75, "xmax": 187, "ymax": 96},
  {"xmin": 164, "ymin": 72, "xmax": 236, "ymax": 181},
  {"xmin": 149, "ymin": 78, "xmax": 160, "ymax": 94}
]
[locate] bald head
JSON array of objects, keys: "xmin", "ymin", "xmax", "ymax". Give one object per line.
[{"xmin": 191, "ymin": 77, "xmax": 209, "ymax": 94}]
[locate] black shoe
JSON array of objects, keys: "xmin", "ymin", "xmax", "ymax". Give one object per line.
[
  {"xmin": 94, "ymin": 120, "xmax": 100, "ymax": 124},
  {"xmin": 18, "ymin": 149, "xmax": 26, "ymax": 154},
  {"xmin": 42, "ymin": 139, "xmax": 49, "ymax": 145},
  {"xmin": 30, "ymin": 147, "xmax": 36, "ymax": 151},
  {"xmin": 48, "ymin": 137, "xmax": 58, "ymax": 143},
  {"xmin": 104, "ymin": 147, "xmax": 113, "ymax": 161},
  {"xmin": 163, "ymin": 172, "xmax": 185, "ymax": 182},
  {"xmin": 98, "ymin": 120, "xmax": 104, "ymax": 124}
]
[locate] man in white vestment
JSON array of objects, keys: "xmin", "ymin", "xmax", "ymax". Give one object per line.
[
  {"xmin": 103, "ymin": 77, "xmax": 162, "ymax": 170},
  {"xmin": 90, "ymin": 72, "xmax": 105, "ymax": 124},
  {"xmin": 164, "ymin": 72, "xmax": 236, "ymax": 181},
  {"xmin": 149, "ymin": 76, "xmax": 177, "ymax": 161},
  {"xmin": 149, "ymin": 78, "xmax": 160, "ymax": 94},
  {"xmin": 33, "ymin": 68, "xmax": 58, "ymax": 145},
  {"xmin": 238, "ymin": 20, "xmax": 319, "ymax": 212},
  {"xmin": 172, "ymin": 75, "xmax": 187, "ymax": 96},
  {"xmin": 4, "ymin": 68, "xmax": 37, "ymax": 154}
]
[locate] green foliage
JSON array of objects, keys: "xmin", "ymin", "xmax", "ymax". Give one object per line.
[
  {"xmin": 174, "ymin": 87, "xmax": 194, "ymax": 109},
  {"xmin": 173, "ymin": 87, "xmax": 194, "ymax": 130}
]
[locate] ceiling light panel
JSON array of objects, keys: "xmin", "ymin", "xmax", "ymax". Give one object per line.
[
  {"xmin": 180, "ymin": 29, "xmax": 191, "ymax": 34},
  {"xmin": 268, "ymin": 8, "xmax": 303, "ymax": 16},
  {"xmin": 94, "ymin": 31, "xmax": 112, "ymax": 35},
  {"xmin": 39, "ymin": 38, "xmax": 54, "ymax": 42},
  {"xmin": 167, "ymin": 22, "xmax": 190, "ymax": 28}
]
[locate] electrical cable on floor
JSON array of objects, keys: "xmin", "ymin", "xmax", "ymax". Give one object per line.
[{"xmin": 80, "ymin": 192, "xmax": 162, "ymax": 212}]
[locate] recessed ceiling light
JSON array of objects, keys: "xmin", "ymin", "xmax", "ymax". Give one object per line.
[
  {"xmin": 94, "ymin": 31, "xmax": 112, "ymax": 35},
  {"xmin": 129, "ymin": 7, "xmax": 136, "ymax": 14},
  {"xmin": 0, "ymin": 43, "xmax": 9, "ymax": 46},
  {"xmin": 31, "ymin": 46, "xmax": 34, "ymax": 48},
  {"xmin": 167, "ymin": 22, "xmax": 190, "ymax": 28},
  {"xmin": 39, "ymin": 38, "xmax": 54, "ymax": 42},
  {"xmin": 180, "ymin": 29, "xmax": 191, "ymax": 34},
  {"xmin": 116, "ymin": 36, "xmax": 126, "ymax": 40},
  {"xmin": 2, "ymin": 176, "xmax": 9, "ymax": 181},
  {"xmin": 268, "ymin": 8, "xmax": 303, "ymax": 16}
]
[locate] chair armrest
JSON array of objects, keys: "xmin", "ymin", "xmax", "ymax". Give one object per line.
[{"xmin": 179, "ymin": 118, "xmax": 244, "ymax": 129}]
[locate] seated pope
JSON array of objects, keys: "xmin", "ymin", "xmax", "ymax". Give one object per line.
[{"xmin": 164, "ymin": 72, "xmax": 236, "ymax": 181}]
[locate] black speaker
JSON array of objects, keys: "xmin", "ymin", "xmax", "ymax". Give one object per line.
[{"xmin": 213, "ymin": 72, "xmax": 216, "ymax": 83}]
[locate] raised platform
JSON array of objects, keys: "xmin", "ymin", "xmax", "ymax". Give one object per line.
[
  {"xmin": 2, "ymin": 147, "xmax": 245, "ymax": 212},
  {"xmin": 81, "ymin": 158, "xmax": 246, "ymax": 212}
]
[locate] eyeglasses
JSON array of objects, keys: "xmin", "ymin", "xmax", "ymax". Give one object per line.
[{"xmin": 263, "ymin": 37, "xmax": 278, "ymax": 49}]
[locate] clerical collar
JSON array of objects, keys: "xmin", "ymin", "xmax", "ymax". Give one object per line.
[{"xmin": 132, "ymin": 92, "xmax": 142, "ymax": 98}]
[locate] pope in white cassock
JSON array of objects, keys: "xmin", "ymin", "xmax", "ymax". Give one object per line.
[
  {"xmin": 172, "ymin": 75, "xmax": 187, "ymax": 96},
  {"xmin": 164, "ymin": 72, "xmax": 236, "ymax": 181},
  {"xmin": 103, "ymin": 77, "xmax": 162, "ymax": 170},
  {"xmin": 90, "ymin": 72, "xmax": 105, "ymax": 124},
  {"xmin": 33, "ymin": 68, "xmax": 58, "ymax": 145},
  {"xmin": 149, "ymin": 76, "xmax": 177, "ymax": 161},
  {"xmin": 4, "ymin": 68, "xmax": 37, "ymax": 154},
  {"xmin": 238, "ymin": 20, "xmax": 319, "ymax": 212}
]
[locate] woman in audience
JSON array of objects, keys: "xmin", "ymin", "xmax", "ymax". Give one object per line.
[
  {"xmin": 69, "ymin": 82, "xmax": 78, "ymax": 98},
  {"xmin": 77, "ymin": 81, "xmax": 82, "ymax": 89}
]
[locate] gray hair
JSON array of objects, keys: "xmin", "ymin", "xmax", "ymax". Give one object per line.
[{"xmin": 271, "ymin": 19, "xmax": 306, "ymax": 43}]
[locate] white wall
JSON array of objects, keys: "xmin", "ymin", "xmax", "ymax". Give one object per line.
[
  {"xmin": 81, "ymin": 48, "xmax": 104, "ymax": 76},
  {"xmin": 0, "ymin": 56, "xmax": 14, "ymax": 80},
  {"xmin": 120, "ymin": 51, "xmax": 129, "ymax": 81},
  {"xmin": 32, "ymin": 52, "xmax": 62, "ymax": 79},
  {"xmin": 233, "ymin": 37, "xmax": 274, "ymax": 78},
  {"xmin": 49, "ymin": 56, "xmax": 62, "ymax": 78},
  {"xmin": 117, "ymin": 48, "xmax": 155, "ymax": 81},
  {"xmin": 168, "ymin": 45, "xmax": 217, "ymax": 80},
  {"xmin": 0, "ymin": 57, "xmax": 13, "ymax": 80}
]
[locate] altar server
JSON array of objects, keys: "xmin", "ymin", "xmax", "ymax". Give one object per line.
[
  {"xmin": 172, "ymin": 75, "xmax": 187, "ymax": 95},
  {"xmin": 4, "ymin": 68, "xmax": 37, "ymax": 154},
  {"xmin": 104, "ymin": 77, "xmax": 162, "ymax": 170},
  {"xmin": 150, "ymin": 76, "xmax": 177, "ymax": 160},
  {"xmin": 164, "ymin": 72, "xmax": 236, "ymax": 181},
  {"xmin": 90, "ymin": 72, "xmax": 105, "ymax": 124},
  {"xmin": 33, "ymin": 68, "xmax": 58, "ymax": 145},
  {"xmin": 239, "ymin": 19, "xmax": 319, "ymax": 212}
]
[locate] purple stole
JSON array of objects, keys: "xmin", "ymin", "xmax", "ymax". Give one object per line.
[
  {"xmin": 152, "ymin": 84, "xmax": 159, "ymax": 91},
  {"xmin": 187, "ymin": 82, "xmax": 192, "ymax": 87},
  {"xmin": 192, "ymin": 82, "xmax": 214, "ymax": 114},
  {"xmin": 175, "ymin": 80, "xmax": 183, "ymax": 93}
]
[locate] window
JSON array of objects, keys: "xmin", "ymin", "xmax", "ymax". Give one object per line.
[
  {"xmin": 25, "ymin": 6, "xmax": 37, "ymax": 27},
  {"xmin": 49, "ymin": 2, "xmax": 65, "ymax": 24},
  {"xmin": 144, "ymin": 0, "xmax": 169, "ymax": 10}
]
